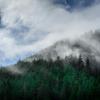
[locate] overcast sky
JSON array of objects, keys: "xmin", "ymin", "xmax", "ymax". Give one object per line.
[{"xmin": 0, "ymin": 0, "xmax": 100, "ymax": 66}]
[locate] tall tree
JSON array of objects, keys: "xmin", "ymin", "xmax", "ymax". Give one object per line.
[
  {"xmin": 77, "ymin": 54, "xmax": 84, "ymax": 70},
  {"xmin": 86, "ymin": 57, "xmax": 91, "ymax": 72}
]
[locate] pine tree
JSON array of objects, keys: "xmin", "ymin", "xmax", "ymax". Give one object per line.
[
  {"xmin": 86, "ymin": 57, "xmax": 91, "ymax": 72},
  {"xmin": 77, "ymin": 54, "xmax": 84, "ymax": 70}
]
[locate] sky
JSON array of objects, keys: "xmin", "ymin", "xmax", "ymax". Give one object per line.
[{"xmin": 0, "ymin": 0, "xmax": 100, "ymax": 66}]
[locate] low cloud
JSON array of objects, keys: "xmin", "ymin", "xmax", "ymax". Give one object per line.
[{"xmin": 0, "ymin": 0, "xmax": 100, "ymax": 66}]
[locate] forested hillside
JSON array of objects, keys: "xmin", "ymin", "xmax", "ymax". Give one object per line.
[{"xmin": 0, "ymin": 56, "xmax": 100, "ymax": 100}]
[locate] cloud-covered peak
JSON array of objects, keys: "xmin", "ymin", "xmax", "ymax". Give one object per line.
[{"xmin": 0, "ymin": 0, "xmax": 100, "ymax": 66}]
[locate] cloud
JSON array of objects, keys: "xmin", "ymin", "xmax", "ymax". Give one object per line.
[{"xmin": 0, "ymin": 0, "xmax": 100, "ymax": 66}]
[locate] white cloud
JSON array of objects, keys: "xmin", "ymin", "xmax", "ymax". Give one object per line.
[{"xmin": 0, "ymin": 0, "xmax": 100, "ymax": 65}]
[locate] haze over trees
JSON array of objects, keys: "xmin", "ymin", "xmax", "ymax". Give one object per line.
[{"xmin": 0, "ymin": 55, "xmax": 100, "ymax": 100}]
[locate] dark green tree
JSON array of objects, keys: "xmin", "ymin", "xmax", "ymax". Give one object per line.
[{"xmin": 77, "ymin": 54, "xmax": 84, "ymax": 70}]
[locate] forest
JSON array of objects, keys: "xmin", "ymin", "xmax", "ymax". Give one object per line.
[{"xmin": 0, "ymin": 55, "xmax": 100, "ymax": 100}]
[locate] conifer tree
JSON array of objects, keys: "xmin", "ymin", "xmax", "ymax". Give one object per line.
[{"xmin": 77, "ymin": 54, "xmax": 84, "ymax": 70}]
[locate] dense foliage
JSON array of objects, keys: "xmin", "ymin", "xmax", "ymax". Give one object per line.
[{"xmin": 0, "ymin": 57, "xmax": 100, "ymax": 100}]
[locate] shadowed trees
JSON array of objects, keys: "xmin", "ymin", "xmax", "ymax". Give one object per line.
[{"xmin": 0, "ymin": 54, "xmax": 99, "ymax": 100}]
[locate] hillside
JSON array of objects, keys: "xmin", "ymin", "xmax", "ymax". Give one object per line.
[
  {"xmin": 0, "ymin": 58, "xmax": 99, "ymax": 100},
  {"xmin": 24, "ymin": 31, "xmax": 100, "ymax": 70},
  {"xmin": 0, "ymin": 31, "xmax": 100, "ymax": 100}
]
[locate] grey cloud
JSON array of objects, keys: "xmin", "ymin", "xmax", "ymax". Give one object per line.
[
  {"xmin": 72, "ymin": 40, "xmax": 93, "ymax": 54},
  {"xmin": 0, "ymin": 0, "xmax": 100, "ymax": 65},
  {"xmin": 89, "ymin": 30, "xmax": 100, "ymax": 42}
]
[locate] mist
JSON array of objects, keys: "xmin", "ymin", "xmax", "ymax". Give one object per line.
[{"xmin": 0, "ymin": 0, "xmax": 100, "ymax": 66}]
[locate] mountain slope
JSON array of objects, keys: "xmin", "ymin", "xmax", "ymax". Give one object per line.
[
  {"xmin": 25, "ymin": 32, "xmax": 94, "ymax": 58},
  {"xmin": 24, "ymin": 30, "xmax": 100, "ymax": 68}
]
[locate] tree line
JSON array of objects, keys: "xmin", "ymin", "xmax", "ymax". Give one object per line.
[{"xmin": 0, "ymin": 54, "xmax": 99, "ymax": 100}]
